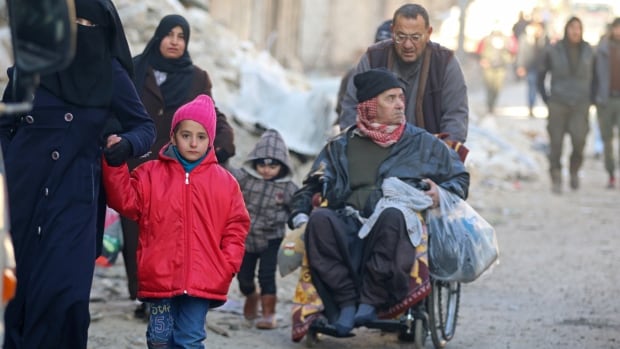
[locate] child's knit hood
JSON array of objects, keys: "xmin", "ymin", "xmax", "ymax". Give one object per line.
[{"xmin": 170, "ymin": 94, "xmax": 216, "ymax": 147}]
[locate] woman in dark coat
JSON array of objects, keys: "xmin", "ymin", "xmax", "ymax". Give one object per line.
[
  {"xmin": 122, "ymin": 14, "xmax": 236, "ymax": 318},
  {"xmin": 0, "ymin": 0, "xmax": 155, "ymax": 348}
]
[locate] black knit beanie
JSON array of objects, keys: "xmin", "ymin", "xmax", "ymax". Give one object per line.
[{"xmin": 354, "ymin": 68, "xmax": 402, "ymax": 102}]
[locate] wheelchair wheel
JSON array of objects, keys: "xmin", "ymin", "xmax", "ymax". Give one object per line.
[
  {"xmin": 427, "ymin": 279, "xmax": 460, "ymax": 349},
  {"xmin": 413, "ymin": 317, "xmax": 426, "ymax": 349}
]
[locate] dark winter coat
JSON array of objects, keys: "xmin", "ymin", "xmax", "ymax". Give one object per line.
[
  {"xmin": 229, "ymin": 129, "xmax": 299, "ymax": 253},
  {"xmin": 593, "ymin": 35, "xmax": 618, "ymax": 106},
  {"xmin": 0, "ymin": 59, "xmax": 155, "ymax": 348},
  {"xmin": 538, "ymin": 39, "xmax": 594, "ymax": 105},
  {"xmin": 289, "ymin": 124, "xmax": 469, "ymax": 221}
]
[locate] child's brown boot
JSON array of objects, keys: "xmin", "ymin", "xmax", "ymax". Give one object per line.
[
  {"xmin": 255, "ymin": 295, "xmax": 277, "ymax": 329},
  {"xmin": 243, "ymin": 292, "xmax": 259, "ymax": 321}
]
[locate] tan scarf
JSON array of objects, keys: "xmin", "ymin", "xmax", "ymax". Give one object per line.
[{"xmin": 356, "ymin": 98, "xmax": 406, "ymax": 147}]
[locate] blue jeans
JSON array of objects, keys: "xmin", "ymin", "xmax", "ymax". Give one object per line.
[
  {"xmin": 526, "ymin": 70, "xmax": 538, "ymax": 109},
  {"xmin": 146, "ymin": 296, "xmax": 210, "ymax": 349}
]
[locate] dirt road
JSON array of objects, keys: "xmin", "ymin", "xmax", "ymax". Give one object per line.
[{"xmin": 88, "ymin": 79, "xmax": 620, "ymax": 348}]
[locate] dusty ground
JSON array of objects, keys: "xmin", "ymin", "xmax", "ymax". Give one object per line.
[{"xmin": 87, "ymin": 77, "xmax": 620, "ymax": 348}]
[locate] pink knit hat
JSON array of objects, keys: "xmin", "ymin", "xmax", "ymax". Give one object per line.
[{"xmin": 170, "ymin": 94, "xmax": 216, "ymax": 147}]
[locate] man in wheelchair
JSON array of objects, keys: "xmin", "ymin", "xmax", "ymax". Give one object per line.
[{"xmin": 287, "ymin": 68, "xmax": 469, "ymax": 338}]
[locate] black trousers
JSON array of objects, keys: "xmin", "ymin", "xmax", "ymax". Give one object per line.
[
  {"xmin": 237, "ymin": 238, "xmax": 282, "ymax": 296},
  {"xmin": 120, "ymin": 216, "xmax": 139, "ymax": 300},
  {"xmin": 306, "ymin": 207, "xmax": 415, "ymax": 310}
]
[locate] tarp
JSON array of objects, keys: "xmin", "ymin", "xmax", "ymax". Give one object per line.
[{"xmin": 229, "ymin": 51, "xmax": 337, "ymax": 156}]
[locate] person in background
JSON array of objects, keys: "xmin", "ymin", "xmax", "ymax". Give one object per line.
[
  {"xmin": 335, "ymin": 19, "xmax": 392, "ymax": 116},
  {"xmin": 0, "ymin": 0, "xmax": 156, "ymax": 347},
  {"xmin": 228, "ymin": 129, "xmax": 299, "ymax": 329},
  {"xmin": 337, "ymin": 3, "xmax": 469, "ymax": 162},
  {"xmin": 516, "ymin": 20, "xmax": 549, "ymax": 117},
  {"xmin": 288, "ymin": 68, "xmax": 469, "ymax": 336},
  {"xmin": 476, "ymin": 29, "xmax": 514, "ymax": 115},
  {"xmin": 537, "ymin": 16, "xmax": 594, "ymax": 194},
  {"xmin": 124, "ymin": 14, "xmax": 237, "ymax": 319},
  {"xmin": 593, "ymin": 17, "xmax": 620, "ymax": 188},
  {"xmin": 512, "ymin": 10, "xmax": 530, "ymax": 42},
  {"xmin": 102, "ymin": 94, "xmax": 250, "ymax": 348}
]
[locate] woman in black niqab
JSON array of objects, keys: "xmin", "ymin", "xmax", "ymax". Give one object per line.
[{"xmin": 39, "ymin": 0, "xmax": 133, "ymax": 107}]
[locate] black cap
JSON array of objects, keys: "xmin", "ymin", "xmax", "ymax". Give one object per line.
[{"xmin": 354, "ymin": 68, "xmax": 402, "ymax": 102}]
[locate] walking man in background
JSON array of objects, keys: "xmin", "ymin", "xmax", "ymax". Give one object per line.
[
  {"xmin": 593, "ymin": 18, "xmax": 620, "ymax": 188},
  {"xmin": 538, "ymin": 17, "xmax": 594, "ymax": 194}
]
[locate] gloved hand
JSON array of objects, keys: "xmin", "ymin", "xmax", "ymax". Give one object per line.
[
  {"xmin": 289, "ymin": 213, "xmax": 309, "ymax": 230},
  {"xmin": 215, "ymin": 147, "xmax": 232, "ymax": 164},
  {"xmin": 104, "ymin": 138, "xmax": 132, "ymax": 167}
]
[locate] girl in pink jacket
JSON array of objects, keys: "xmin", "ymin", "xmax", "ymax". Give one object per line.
[{"xmin": 103, "ymin": 94, "xmax": 250, "ymax": 348}]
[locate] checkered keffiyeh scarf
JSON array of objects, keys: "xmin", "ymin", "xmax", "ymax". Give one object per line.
[{"xmin": 356, "ymin": 98, "xmax": 406, "ymax": 147}]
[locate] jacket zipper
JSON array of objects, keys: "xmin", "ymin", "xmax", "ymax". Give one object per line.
[{"xmin": 184, "ymin": 171, "xmax": 190, "ymax": 295}]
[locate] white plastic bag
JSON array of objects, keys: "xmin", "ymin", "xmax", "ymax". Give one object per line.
[{"xmin": 426, "ymin": 187, "xmax": 499, "ymax": 283}]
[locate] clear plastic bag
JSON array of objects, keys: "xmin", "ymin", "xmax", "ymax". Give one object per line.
[{"xmin": 427, "ymin": 187, "xmax": 499, "ymax": 283}]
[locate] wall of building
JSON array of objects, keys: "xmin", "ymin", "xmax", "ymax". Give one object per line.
[{"xmin": 208, "ymin": 0, "xmax": 453, "ymax": 73}]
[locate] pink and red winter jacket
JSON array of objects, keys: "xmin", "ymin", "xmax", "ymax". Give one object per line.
[{"xmin": 103, "ymin": 146, "xmax": 250, "ymax": 302}]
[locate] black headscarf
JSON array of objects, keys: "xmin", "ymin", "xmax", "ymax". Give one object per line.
[
  {"xmin": 39, "ymin": 0, "xmax": 133, "ymax": 107},
  {"xmin": 133, "ymin": 14, "xmax": 194, "ymax": 109}
]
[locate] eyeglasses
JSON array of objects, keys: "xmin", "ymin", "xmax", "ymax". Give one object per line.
[{"xmin": 393, "ymin": 33, "xmax": 425, "ymax": 44}]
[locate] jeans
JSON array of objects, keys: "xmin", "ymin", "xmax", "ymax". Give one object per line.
[
  {"xmin": 146, "ymin": 296, "xmax": 210, "ymax": 349},
  {"xmin": 526, "ymin": 70, "xmax": 538, "ymax": 109}
]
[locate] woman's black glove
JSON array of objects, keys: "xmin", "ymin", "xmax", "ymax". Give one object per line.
[
  {"xmin": 104, "ymin": 138, "xmax": 132, "ymax": 167},
  {"xmin": 215, "ymin": 148, "xmax": 232, "ymax": 164}
]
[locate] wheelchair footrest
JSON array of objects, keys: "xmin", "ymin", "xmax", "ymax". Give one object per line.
[
  {"xmin": 363, "ymin": 319, "xmax": 407, "ymax": 332},
  {"xmin": 309, "ymin": 318, "xmax": 356, "ymax": 338}
]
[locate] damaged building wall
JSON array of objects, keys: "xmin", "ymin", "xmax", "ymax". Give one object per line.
[{"xmin": 208, "ymin": 0, "xmax": 451, "ymax": 73}]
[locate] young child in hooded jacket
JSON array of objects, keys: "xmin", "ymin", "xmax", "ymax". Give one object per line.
[
  {"xmin": 102, "ymin": 94, "xmax": 250, "ymax": 348},
  {"xmin": 228, "ymin": 129, "xmax": 299, "ymax": 329}
]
